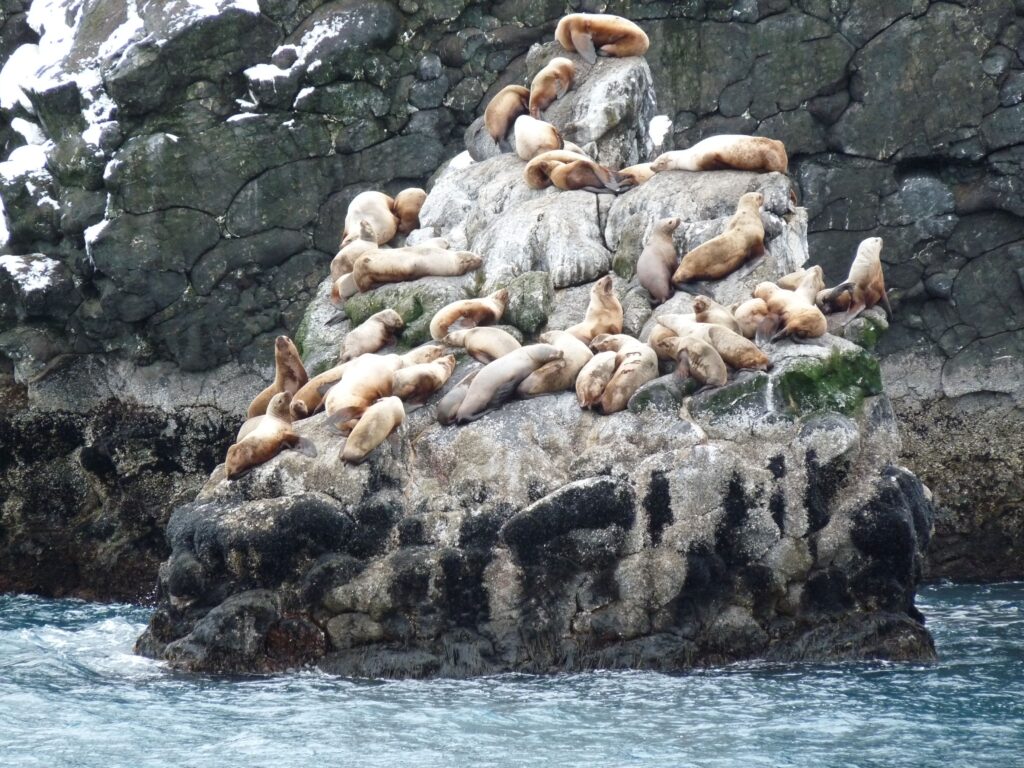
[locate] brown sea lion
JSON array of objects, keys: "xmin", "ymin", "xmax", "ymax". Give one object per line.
[
  {"xmin": 776, "ymin": 267, "xmax": 813, "ymax": 291},
  {"xmin": 444, "ymin": 327, "xmax": 521, "ymax": 363},
  {"xmin": 331, "ymin": 219, "xmax": 377, "ymax": 285},
  {"xmin": 555, "ymin": 13, "xmax": 650, "ymax": 64},
  {"xmin": 646, "ymin": 322, "xmax": 682, "ymax": 361},
  {"xmin": 816, "ymin": 237, "xmax": 891, "ymax": 321},
  {"xmin": 352, "ymin": 246, "xmax": 482, "ymax": 292},
  {"xmin": 692, "ymin": 295, "xmax": 741, "ymax": 333},
  {"xmin": 672, "ymin": 192, "xmax": 765, "ymax": 285},
  {"xmin": 340, "ymin": 309, "xmax": 404, "ymax": 363},
  {"xmin": 597, "ymin": 341, "xmax": 659, "ymax": 414},
  {"xmin": 523, "ymin": 150, "xmax": 629, "ymax": 193},
  {"xmin": 516, "ymin": 330, "xmax": 594, "ymax": 397},
  {"xmin": 687, "ymin": 323, "xmax": 770, "ymax": 371},
  {"xmin": 575, "ymin": 350, "xmax": 618, "ymax": 409},
  {"xmin": 454, "ymin": 344, "xmax": 563, "ymax": 423},
  {"xmin": 662, "ymin": 336, "xmax": 728, "ymax": 387},
  {"xmin": 237, "ymin": 391, "xmax": 293, "ymax": 442},
  {"xmin": 323, "ymin": 353, "xmax": 405, "ymax": 433},
  {"xmin": 637, "ymin": 217, "xmax": 680, "ymax": 305},
  {"xmin": 226, "ymin": 392, "xmax": 300, "ymax": 479},
  {"xmin": 565, "ymin": 275, "xmax": 624, "ymax": 343},
  {"xmin": 341, "ymin": 396, "xmax": 406, "ymax": 465},
  {"xmin": 342, "ymin": 191, "xmax": 398, "ymax": 246},
  {"xmin": 392, "ymin": 354, "xmax": 457, "ymax": 404},
  {"xmin": 429, "ymin": 289, "xmax": 508, "ymax": 340},
  {"xmin": 523, "ymin": 148, "xmax": 592, "ymax": 188},
  {"xmin": 730, "ymin": 297, "xmax": 770, "ymax": 340},
  {"xmin": 484, "ymin": 85, "xmax": 531, "ymax": 148},
  {"xmin": 436, "ymin": 367, "xmax": 481, "ymax": 426},
  {"xmin": 392, "ymin": 188, "xmax": 427, "ymax": 236},
  {"xmin": 247, "ymin": 335, "xmax": 308, "ymax": 418},
  {"xmin": 753, "ymin": 282, "xmax": 828, "ymax": 341},
  {"xmin": 529, "ymin": 56, "xmax": 575, "ymax": 117},
  {"xmin": 650, "ymin": 135, "xmax": 788, "ymax": 174},
  {"xmin": 514, "ymin": 115, "xmax": 564, "ymax": 161}
]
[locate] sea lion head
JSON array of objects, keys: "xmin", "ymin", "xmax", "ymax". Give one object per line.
[
  {"xmin": 589, "ymin": 333, "xmax": 614, "ymax": 351},
  {"xmin": 458, "ymin": 252, "xmax": 484, "ymax": 271},
  {"xmin": 404, "ymin": 343, "xmax": 446, "ymax": 364},
  {"xmin": 752, "ymin": 281, "xmax": 776, "ymax": 301},
  {"xmin": 438, "ymin": 354, "xmax": 458, "ymax": 374},
  {"xmin": 225, "ymin": 443, "xmax": 255, "ymax": 480},
  {"xmin": 859, "ymin": 236, "xmax": 883, "ymax": 257},
  {"xmin": 658, "ymin": 216, "xmax": 681, "ymax": 233},
  {"xmin": 739, "ymin": 191, "xmax": 765, "ymax": 210},
  {"xmin": 649, "ymin": 152, "xmax": 673, "ymax": 173},
  {"xmin": 275, "ymin": 335, "xmax": 299, "ymax": 361},
  {"xmin": 266, "ymin": 391, "xmax": 293, "ymax": 421},
  {"xmin": 594, "ymin": 275, "xmax": 614, "ymax": 295},
  {"xmin": 489, "ymin": 288, "xmax": 510, "ymax": 308},
  {"xmin": 784, "ymin": 306, "xmax": 828, "ymax": 339},
  {"xmin": 357, "ymin": 219, "xmax": 376, "ymax": 242},
  {"xmin": 376, "ymin": 309, "xmax": 405, "ymax": 332},
  {"xmin": 443, "ymin": 330, "xmax": 470, "ymax": 347},
  {"xmin": 692, "ymin": 296, "xmax": 711, "ymax": 314}
]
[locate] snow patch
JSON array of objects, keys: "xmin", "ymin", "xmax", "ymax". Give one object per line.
[
  {"xmin": 649, "ymin": 115, "xmax": 671, "ymax": 147},
  {"xmin": 0, "ymin": 197, "xmax": 9, "ymax": 247},
  {"xmin": 12, "ymin": 118, "xmax": 45, "ymax": 145},
  {"xmin": 97, "ymin": 0, "xmax": 144, "ymax": 60},
  {"xmin": 0, "ymin": 44, "xmax": 42, "ymax": 111},
  {"xmin": 226, "ymin": 113, "xmax": 260, "ymax": 123},
  {"xmin": 0, "ymin": 254, "xmax": 59, "ymax": 292},
  {"xmin": 244, "ymin": 63, "xmax": 288, "ymax": 82},
  {"xmin": 0, "ymin": 144, "xmax": 49, "ymax": 182},
  {"xmin": 448, "ymin": 151, "xmax": 474, "ymax": 170}
]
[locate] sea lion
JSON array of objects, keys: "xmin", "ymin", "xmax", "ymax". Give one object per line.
[
  {"xmin": 565, "ymin": 275, "xmax": 623, "ymax": 343},
  {"xmin": 731, "ymin": 297, "xmax": 770, "ymax": 340},
  {"xmin": 793, "ymin": 265, "xmax": 825, "ymax": 304},
  {"xmin": 654, "ymin": 312, "xmax": 697, "ymax": 338},
  {"xmin": 776, "ymin": 267, "xmax": 812, "ymax": 291},
  {"xmin": 247, "ymin": 336, "xmax": 308, "ymax": 418},
  {"xmin": 529, "ymin": 56, "xmax": 575, "ymax": 117},
  {"xmin": 341, "ymin": 396, "xmax": 406, "ymax": 465},
  {"xmin": 514, "ymin": 115, "xmax": 564, "ymax": 161},
  {"xmin": 331, "ymin": 271, "xmax": 360, "ymax": 305},
  {"xmin": 342, "ymin": 191, "xmax": 398, "ymax": 246},
  {"xmin": 237, "ymin": 391, "xmax": 293, "ymax": 442},
  {"xmin": 662, "ymin": 335, "xmax": 728, "ymax": 387},
  {"xmin": 555, "ymin": 13, "xmax": 650, "ymax": 64},
  {"xmin": 687, "ymin": 323, "xmax": 770, "ymax": 371},
  {"xmin": 753, "ymin": 281, "xmax": 828, "ymax": 341},
  {"xmin": 575, "ymin": 350, "xmax": 618, "ymax": 409},
  {"xmin": 816, "ymin": 237, "xmax": 891, "ymax": 321},
  {"xmin": 340, "ymin": 309, "xmax": 404, "ymax": 362},
  {"xmin": 392, "ymin": 354, "xmax": 457, "ymax": 404},
  {"xmin": 454, "ymin": 344, "xmax": 563, "ymax": 423},
  {"xmin": 692, "ymin": 295, "xmax": 741, "ymax": 333},
  {"xmin": 436, "ymin": 367, "xmax": 481, "ymax": 426},
  {"xmin": 597, "ymin": 341, "xmax": 659, "ymax": 414},
  {"xmin": 331, "ymin": 219, "xmax": 377, "ymax": 284},
  {"xmin": 392, "ymin": 188, "xmax": 427, "ymax": 236},
  {"xmin": 618, "ymin": 163, "xmax": 655, "ymax": 186},
  {"xmin": 525, "ymin": 154, "xmax": 630, "ymax": 193},
  {"xmin": 226, "ymin": 392, "xmax": 300, "ymax": 479},
  {"xmin": 522, "ymin": 148, "xmax": 592, "ymax": 188},
  {"xmin": 323, "ymin": 353, "xmax": 405, "ymax": 433},
  {"xmin": 637, "ymin": 217, "xmax": 680, "ymax": 305},
  {"xmin": 429, "ymin": 289, "xmax": 508, "ymax": 340},
  {"xmin": 484, "ymin": 85, "xmax": 531, "ymax": 148},
  {"xmin": 516, "ymin": 330, "xmax": 594, "ymax": 397},
  {"xmin": 444, "ymin": 326, "xmax": 521, "ymax": 363},
  {"xmin": 650, "ymin": 135, "xmax": 788, "ymax": 174},
  {"xmin": 352, "ymin": 246, "xmax": 483, "ymax": 292},
  {"xmin": 646, "ymin": 322, "xmax": 682, "ymax": 361},
  {"xmin": 672, "ymin": 192, "xmax": 765, "ymax": 285}
]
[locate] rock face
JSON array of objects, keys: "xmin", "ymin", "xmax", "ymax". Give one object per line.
[
  {"xmin": 0, "ymin": 0, "xmax": 1019, "ymax": 599},
  {"xmin": 136, "ymin": 100, "xmax": 936, "ymax": 674}
]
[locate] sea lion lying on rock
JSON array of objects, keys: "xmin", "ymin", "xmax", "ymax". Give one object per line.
[
  {"xmin": 430, "ymin": 289, "xmax": 509, "ymax": 340},
  {"xmin": 651, "ymin": 135, "xmax": 788, "ymax": 174},
  {"xmin": 530, "ymin": 56, "xmax": 575, "ymax": 117},
  {"xmin": 454, "ymin": 344, "xmax": 563, "ymax": 423},
  {"xmin": 226, "ymin": 392, "xmax": 300, "ymax": 479},
  {"xmin": 673, "ymin": 192, "xmax": 765, "ymax": 286},
  {"xmin": 341, "ymin": 396, "xmax": 405, "ymax": 465},
  {"xmin": 485, "ymin": 85, "xmax": 531, "ymax": 149},
  {"xmin": 342, "ymin": 191, "xmax": 397, "ymax": 246},
  {"xmin": 555, "ymin": 13, "xmax": 650, "ymax": 64}
]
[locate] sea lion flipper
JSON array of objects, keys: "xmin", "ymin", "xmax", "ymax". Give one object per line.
[
  {"xmin": 571, "ymin": 29, "xmax": 597, "ymax": 63},
  {"xmin": 879, "ymin": 290, "xmax": 894, "ymax": 321},
  {"xmin": 294, "ymin": 437, "xmax": 319, "ymax": 458},
  {"xmin": 325, "ymin": 312, "xmax": 347, "ymax": 326}
]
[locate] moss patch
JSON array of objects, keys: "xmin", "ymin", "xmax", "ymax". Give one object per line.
[
  {"xmin": 773, "ymin": 349, "xmax": 882, "ymax": 416},
  {"xmin": 690, "ymin": 372, "xmax": 769, "ymax": 419},
  {"xmin": 344, "ymin": 280, "xmax": 470, "ymax": 348}
]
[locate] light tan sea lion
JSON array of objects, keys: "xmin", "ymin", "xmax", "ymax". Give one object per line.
[
  {"xmin": 342, "ymin": 191, "xmax": 398, "ymax": 246},
  {"xmin": 341, "ymin": 396, "xmax": 406, "ymax": 465},
  {"xmin": 555, "ymin": 13, "xmax": 650, "ymax": 64},
  {"xmin": 730, "ymin": 297, "xmax": 769, "ymax": 339},
  {"xmin": 331, "ymin": 272, "xmax": 360, "ymax": 306},
  {"xmin": 618, "ymin": 163, "xmax": 655, "ymax": 186},
  {"xmin": 646, "ymin": 322, "xmax": 682, "ymax": 361},
  {"xmin": 692, "ymin": 295, "xmax": 741, "ymax": 333},
  {"xmin": 565, "ymin": 275, "xmax": 624, "ymax": 343},
  {"xmin": 529, "ymin": 56, "xmax": 575, "ymax": 117},
  {"xmin": 754, "ymin": 282, "xmax": 828, "ymax": 341},
  {"xmin": 323, "ymin": 353, "xmax": 405, "ymax": 433},
  {"xmin": 650, "ymin": 135, "xmax": 788, "ymax": 174},
  {"xmin": 436, "ymin": 367, "xmax": 481, "ymax": 426},
  {"xmin": 654, "ymin": 312, "xmax": 697, "ymax": 338},
  {"xmin": 777, "ymin": 267, "xmax": 812, "ymax": 291},
  {"xmin": 455, "ymin": 344, "xmax": 563, "ymax": 423},
  {"xmin": 672, "ymin": 192, "xmax": 765, "ymax": 285},
  {"xmin": 352, "ymin": 247, "xmax": 483, "ymax": 292},
  {"xmin": 226, "ymin": 392, "xmax": 300, "ymax": 479},
  {"xmin": 687, "ymin": 323, "xmax": 770, "ymax": 371},
  {"xmin": 663, "ymin": 335, "xmax": 728, "ymax": 387},
  {"xmin": 331, "ymin": 220, "xmax": 377, "ymax": 285},
  {"xmin": 517, "ymin": 330, "xmax": 594, "ymax": 397},
  {"xmin": 575, "ymin": 350, "xmax": 618, "ymax": 408},
  {"xmin": 392, "ymin": 188, "xmax": 427, "ymax": 236},
  {"xmin": 637, "ymin": 217, "xmax": 680, "ymax": 305},
  {"xmin": 429, "ymin": 289, "xmax": 508, "ymax": 340},
  {"xmin": 237, "ymin": 391, "xmax": 293, "ymax": 442},
  {"xmin": 514, "ymin": 115, "xmax": 564, "ymax": 161},
  {"xmin": 792, "ymin": 265, "xmax": 825, "ymax": 304},
  {"xmin": 340, "ymin": 309, "xmax": 404, "ymax": 362},
  {"xmin": 247, "ymin": 336, "xmax": 308, "ymax": 418},
  {"xmin": 598, "ymin": 342, "xmax": 659, "ymax": 414},
  {"xmin": 444, "ymin": 327, "xmax": 522, "ymax": 363},
  {"xmin": 816, "ymin": 237, "xmax": 891, "ymax": 321},
  {"xmin": 485, "ymin": 85, "xmax": 531, "ymax": 148},
  {"xmin": 392, "ymin": 354, "xmax": 457, "ymax": 404}
]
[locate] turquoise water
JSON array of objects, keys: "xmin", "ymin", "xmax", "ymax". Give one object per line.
[{"xmin": 1, "ymin": 583, "xmax": 1022, "ymax": 768}]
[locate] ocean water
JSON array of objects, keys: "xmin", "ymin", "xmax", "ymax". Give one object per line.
[{"xmin": 1, "ymin": 583, "xmax": 1022, "ymax": 768}]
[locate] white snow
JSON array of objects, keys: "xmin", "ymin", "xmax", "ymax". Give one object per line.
[
  {"xmin": 11, "ymin": 118, "xmax": 45, "ymax": 145},
  {"xmin": 0, "ymin": 144, "xmax": 49, "ymax": 182},
  {"xmin": 649, "ymin": 115, "xmax": 672, "ymax": 147},
  {"xmin": 0, "ymin": 197, "xmax": 9, "ymax": 247},
  {"xmin": 97, "ymin": 0, "xmax": 144, "ymax": 60},
  {"xmin": 0, "ymin": 44, "xmax": 42, "ymax": 111},
  {"xmin": 83, "ymin": 218, "xmax": 108, "ymax": 267},
  {"xmin": 244, "ymin": 63, "xmax": 289, "ymax": 82},
  {"xmin": 226, "ymin": 113, "xmax": 260, "ymax": 123},
  {"xmin": 448, "ymin": 151, "xmax": 474, "ymax": 170},
  {"xmin": 0, "ymin": 254, "xmax": 59, "ymax": 292}
]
